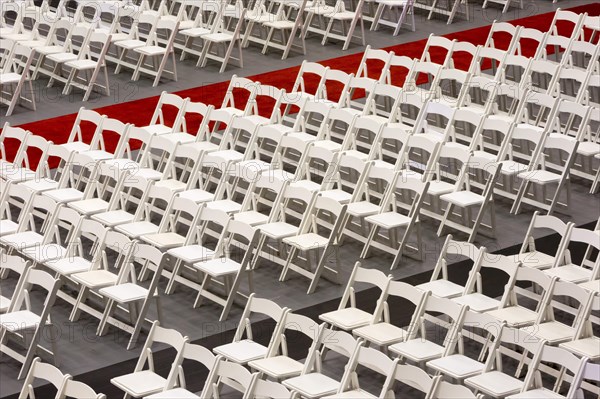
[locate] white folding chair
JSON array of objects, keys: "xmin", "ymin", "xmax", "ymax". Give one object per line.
[
  {"xmin": 213, "ymin": 294, "xmax": 288, "ymax": 365},
  {"xmin": 280, "ymin": 194, "xmax": 348, "ymax": 293},
  {"xmin": 0, "ymin": 251, "xmax": 31, "ymax": 314},
  {"xmin": 417, "ymin": 236, "xmax": 485, "ymax": 299},
  {"xmin": 259, "ymin": 0, "xmax": 308, "ymax": 60},
  {"xmin": 199, "ymin": 5, "xmax": 247, "ymax": 72},
  {"xmin": 353, "ymin": 279, "xmax": 427, "ymax": 348},
  {"xmin": 61, "ymin": 378, "xmax": 107, "ymax": 399},
  {"xmin": 132, "ymin": 18, "xmax": 179, "ymax": 86},
  {"xmin": 428, "ymin": 310, "xmax": 505, "ymax": 383},
  {"xmin": 464, "ymin": 327, "xmax": 546, "ymax": 398},
  {"xmin": 371, "ymin": 0, "xmax": 415, "ymax": 36},
  {"xmin": 249, "ymin": 312, "xmax": 321, "ymax": 381},
  {"xmin": 201, "ymin": 358, "xmax": 258, "ymax": 398},
  {"xmin": 319, "ymin": 262, "xmax": 390, "ymax": 331},
  {"xmin": 524, "ymin": 280, "xmax": 593, "ymax": 346},
  {"xmin": 0, "ymin": 134, "xmax": 51, "ymax": 184},
  {"xmin": 113, "ymin": 13, "xmax": 159, "ymax": 75},
  {"xmin": 59, "ymin": 107, "xmax": 105, "ymax": 154},
  {"xmin": 486, "ymin": 266, "xmax": 556, "ymax": 328},
  {"xmin": 18, "ymin": 357, "xmax": 69, "ymax": 398},
  {"xmin": 360, "ymin": 173, "xmax": 429, "ymax": 269},
  {"xmin": 437, "ymin": 156, "xmax": 501, "ymax": 243},
  {"xmin": 545, "ymin": 227, "xmax": 600, "ymax": 284},
  {"xmin": 111, "ymin": 321, "xmax": 188, "ymax": 397},
  {"xmin": 453, "ymin": 253, "xmax": 520, "ymax": 313},
  {"xmin": 389, "ymin": 295, "xmax": 467, "ymax": 366},
  {"xmin": 62, "ymin": 31, "xmax": 111, "ymax": 101},
  {"xmin": 317, "ymin": 0, "xmax": 366, "ymax": 51},
  {"xmin": 96, "ymin": 244, "xmax": 167, "ymax": 349},
  {"xmin": 514, "ymin": 212, "xmax": 573, "ymax": 270},
  {"xmin": 283, "ymin": 327, "xmax": 362, "ymax": 399},
  {"xmin": 0, "ymin": 269, "xmax": 60, "ymax": 379},
  {"xmin": 560, "ymin": 294, "xmax": 600, "ymax": 361},
  {"xmin": 0, "ymin": 44, "xmax": 36, "ymax": 116}
]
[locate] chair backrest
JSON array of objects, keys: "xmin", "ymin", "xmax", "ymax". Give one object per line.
[
  {"xmin": 337, "ymin": 261, "xmax": 390, "ymax": 312},
  {"xmin": 411, "ymin": 296, "xmax": 466, "ymax": 353},
  {"xmin": 234, "ymin": 294, "xmax": 287, "ymax": 342},
  {"xmin": 393, "ymin": 363, "xmax": 439, "ymax": 396},
  {"xmin": 67, "ymin": 107, "xmax": 104, "ymax": 146},
  {"xmin": 431, "ymin": 235, "xmax": 485, "ymax": 283},
  {"xmin": 432, "ymin": 381, "xmax": 478, "ymax": 399},
  {"xmin": 338, "ymin": 346, "xmax": 399, "ymax": 397},
  {"xmin": 202, "ymin": 359, "xmax": 257, "ymax": 399},
  {"xmin": 304, "ymin": 327, "xmax": 362, "ymax": 373},
  {"xmin": 134, "ymin": 321, "xmax": 188, "ymax": 375},
  {"xmin": 500, "ymin": 266, "xmax": 555, "ymax": 311},
  {"xmin": 61, "ymin": 379, "xmax": 106, "ymax": 399},
  {"xmin": 250, "ymin": 379, "xmax": 293, "ymax": 399},
  {"xmin": 9, "ymin": 269, "xmax": 60, "ymax": 319},
  {"xmin": 166, "ymin": 342, "xmax": 219, "ymax": 394},
  {"xmin": 19, "ymin": 358, "xmax": 69, "ymax": 399}
]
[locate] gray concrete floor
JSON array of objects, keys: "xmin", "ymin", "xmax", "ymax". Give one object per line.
[{"xmin": 1, "ymin": 0, "xmax": 599, "ymax": 397}]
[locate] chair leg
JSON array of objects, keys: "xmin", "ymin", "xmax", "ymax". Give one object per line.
[
  {"xmin": 280, "ymin": 246, "xmax": 298, "ymax": 282},
  {"xmin": 360, "ymin": 225, "xmax": 379, "ymax": 259}
]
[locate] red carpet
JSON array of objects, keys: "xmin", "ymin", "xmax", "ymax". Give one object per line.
[{"xmin": 4, "ymin": 2, "xmax": 599, "ymax": 168}]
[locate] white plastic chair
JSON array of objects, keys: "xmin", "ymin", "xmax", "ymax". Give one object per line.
[
  {"xmin": 213, "ymin": 294, "xmax": 288, "ymax": 365},
  {"xmin": 132, "ymin": 18, "xmax": 179, "ymax": 87},
  {"xmin": 201, "ymin": 358, "xmax": 258, "ymax": 398},
  {"xmin": 199, "ymin": 5, "xmax": 247, "ymax": 73},
  {"xmin": 560, "ymin": 294, "xmax": 600, "ymax": 361},
  {"xmin": 111, "ymin": 321, "xmax": 188, "ymax": 398},
  {"xmin": 0, "ymin": 44, "xmax": 36, "ymax": 116},
  {"xmin": 545, "ymin": 227, "xmax": 600, "ymax": 284},
  {"xmin": 0, "ymin": 269, "xmax": 61, "ymax": 379},
  {"xmin": 371, "ymin": 0, "xmax": 415, "ymax": 36},
  {"xmin": 18, "ymin": 357, "xmax": 69, "ymax": 398}
]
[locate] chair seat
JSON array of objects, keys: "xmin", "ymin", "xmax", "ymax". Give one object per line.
[
  {"xmin": 203, "ymin": 32, "xmax": 235, "ymax": 43},
  {"xmin": 3, "ymin": 32, "xmax": 35, "ymax": 41},
  {"xmin": 347, "ymin": 201, "xmax": 380, "ymax": 217},
  {"xmin": 100, "ymin": 283, "xmax": 148, "ymax": 303},
  {"xmin": 465, "ymin": 371, "xmax": 524, "ymax": 397},
  {"xmin": 319, "ymin": 307, "xmax": 372, "ymax": 331},
  {"xmin": 71, "ymin": 270, "xmax": 118, "ymax": 288},
  {"xmin": 116, "ymin": 221, "xmax": 159, "ymax": 239},
  {"xmin": 161, "ymin": 132, "xmax": 197, "ymax": 145},
  {"xmin": 577, "ymin": 141, "xmax": 600, "ymax": 156},
  {"xmin": 263, "ymin": 20, "xmax": 295, "ymax": 29},
  {"xmin": 135, "ymin": 45, "xmax": 168, "ymax": 56},
  {"xmin": 283, "ymin": 372, "xmax": 340, "ymax": 398},
  {"xmin": 213, "ymin": 339, "xmax": 268, "ymax": 363},
  {"xmin": 68, "ymin": 198, "xmax": 109, "ymax": 215},
  {"xmin": 0, "ymin": 310, "xmax": 42, "ymax": 331},
  {"xmin": 500, "ymin": 160, "xmax": 529, "ymax": 176},
  {"xmin": 417, "ymin": 279, "xmax": 463, "ymax": 298},
  {"xmin": 325, "ymin": 10, "xmax": 356, "ymax": 20},
  {"xmin": 517, "ymin": 170, "xmax": 560, "ymax": 184},
  {"xmin": 83, "ymin": 150, "xmax": 114, "ymax": 161},
  {"xmin": 514, "ymin": 251, "xmax": 555, "ymax": 269},
  {"xmin": 544, "ymin": 265, "xmax": 592, "ymax": 283},
  {"xmin": 179, "ymin": 27, "xmax": 211, "ymax": 37},
  {"xmin": 0, "ymin": 231, "xmax": 44, "ymax": 249},
  {"xmin": 283, "ymin": 233, "xmax": 329, "ymax": 251},
  {"xmin": 365, "ymin": 212, "xmax": 411, "ymax": 228},
  {"xmin": 0, "ymin": 73, "xmax": 21, "ymax": 84},
  {"xmin": 194, "ymin": 257, "xmax": 241, "ymax": 277},
  {"xmin": 0, "ymin": 166, "xmax": 36, "ymax": 182},
  {"xmin": 92, "ymin": 210, "xmax": 135, "ymax": 227},
  {"xmin": 206, "ymin": 199, "xmax": 243, "ymax": 214},
  {"xmin": 115, "ymin": 39, "xmax": 146, "ymax": 49},
  {"xmin": 389, "ymin": 339, "xmax": 445, "ymax": 362},
  {"xmin": 210, "ymin": 149, "xmax": 244, "ymax": 163},
  {"xmin": 183, "ymin": 141, "xmax": 219, "ymax": 153},
  {"xmin": 0, "ymin": 220, "xmax": 18, "ymax": 236},
  {"xmin": 560, "ymin": 337, "xmax": 600, "ymax": 360},
  {"xmin": 43, "ymin": 188, "xmax": 84, "ymax": 203},
  {"xmin": 532, "ymin": 321, "xmax": 574, "ymax": 344},
  {"xmin": 22, "ymin": 244, "xmax": 67, "ymax": 263},
  {"xmin": 19, "ymin": 178, "xmax": 59, "ymax": 193},
  {"xmin": 59, "ymin": 141, "xmax": 90, "ymax": 153},
  {"xmin": 262, "ymin": 168, "xmax": 295, "ymax": 182},
  {"xmin": 259, "ymin": 222, "xmax": 299, "ymax": 239},
  {"xmin": 46, "ymin": 256, "xmax": 91, "ymax": 276},
  {"xmin": 178, "ymin": 189, "xmax": 215, "ymax": 203},
  {"xmin": 47, "ymin": 52, "xmax": 78, "ymax": 63},
  {"xmin": 154, "ymin": 179, "xmax": 187, "ymax": 192},
  {"xmin": 353, "ymin": 322, "xmax": 408, "ymax": 345},
  {"xmin": 167, "ymin": 244, "xmax": 215, "ymax": 263},
  {"xmin": 507, "ymin": 388, "xmax": 565, "ymax": 399},
  {"xmin": 290, "ymin": 179, "xmax": 321, "ymax": 192},
  {"xmin": 65, "ymin": 59, "xmax": 99, "ymax": 70},
  {"xmin": 452, "ymin": 293, "xmax": 500, "ymax": 313},
  {"xmin": 440, "ymin": 191, "xmax": 485, "ymax": 207},
  {"xmin": 486, "ymin": 305, "xmax": 537, "ymax": 327},
  {"xmin": 427, "ymin": 180, "xmax": 455, "ymax": 196},
  {"xmin": 324, "ymin": 389, "xmax": 376, "ymax": 399},
  {"xmin": 0, "ymin": 295, "xmax": 10, "ymax": 313},
  {"xmin": 141, "ymin": 124, "xmax": 174, "ymax": 135},
  {"xmin": 146, "ymin": 388, "xmax": 200, "ymax": 399},
  {"xmin": 248, "ymin": 355, "xmax": 304, "ymax": 379},
  {"xmin": 111, "ymin": 370, "xmax": 167, "ymax": 397},
  {"xmin": 33, "ymin": 45, "xmax": 64, "ymax": 55},
  {"xmin": 142, "ymin": 232, "xmax": 186, "ymax": 249},
  {"xmin": 579, "ymin": 279, "xmax": 600, "ymax": 293},
  {"xmin": 233, "ymin": 211, "xmax": 269, "ymax": 226},
  {"xmin": 427, "ymin": 354, "xmax": 485, "ymax": 379},
  {"xmin": 230, "ymin": 160, "xmax": 270, "ymax": 179}
]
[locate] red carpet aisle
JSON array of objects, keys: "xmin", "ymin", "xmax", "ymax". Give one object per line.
[{"xmin": 3, "ymin": 3, "xmax": 599, "ymax": 166}]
